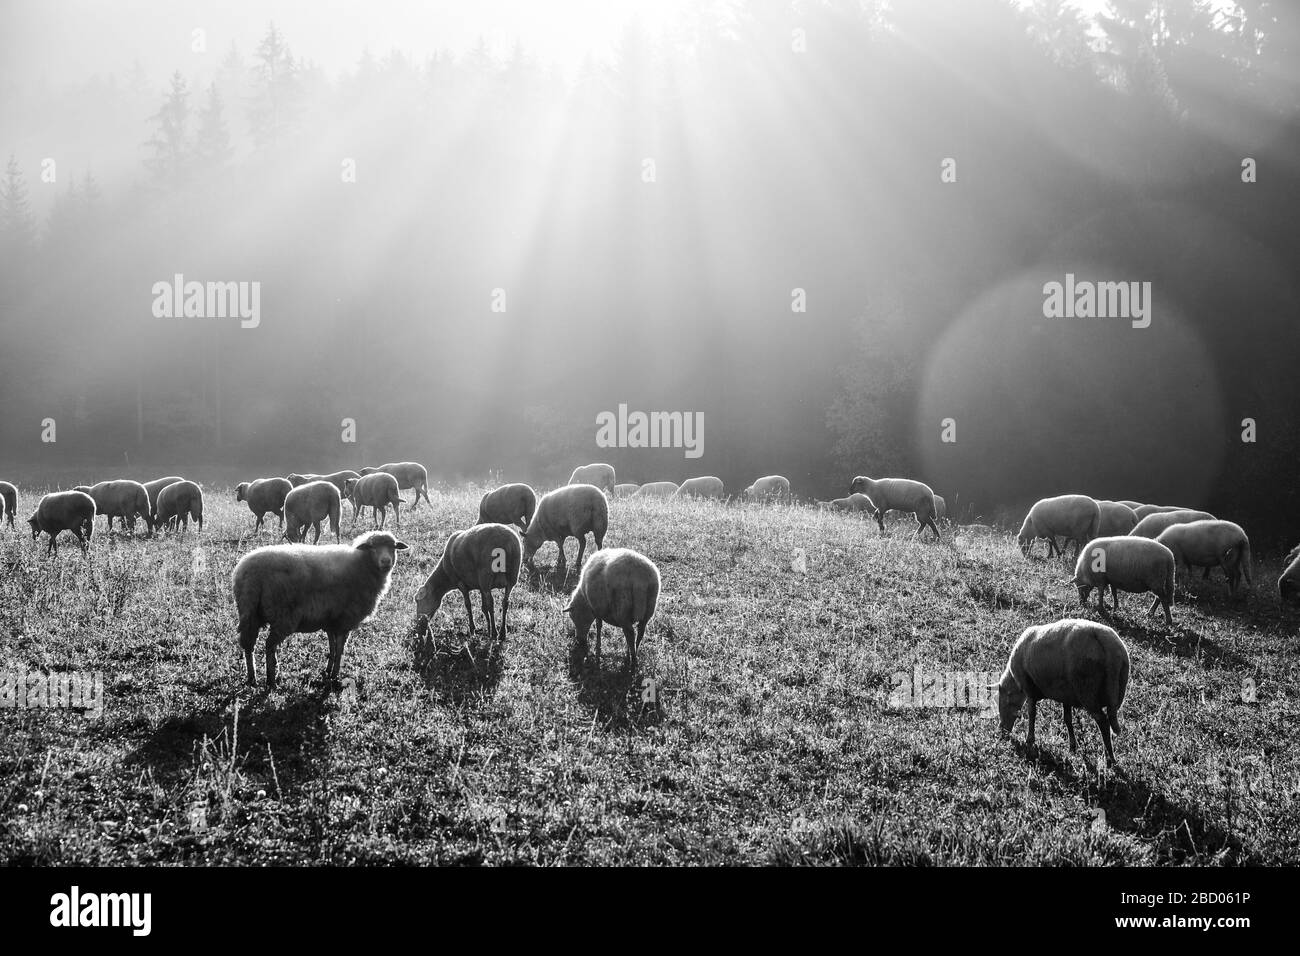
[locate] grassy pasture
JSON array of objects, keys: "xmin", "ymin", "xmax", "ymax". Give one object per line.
[{"xmin": 0, "ymin": 484, "xmax": 1297, "ymax": 865}]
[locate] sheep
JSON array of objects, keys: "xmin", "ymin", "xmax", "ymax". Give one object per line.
[
  {"xmin": 1096, "ymin": 500, "xmax": 1138, "ymax": 537},
  {"xmin": 564, "ymin": 547, "xmax": 661, "ymax": 671},
  {"xmin": 28, "ymin": 490, "xmax": 96, "ymax": 555},
  {"xmin": 232, "ymin": 529, "xmax": 408, "ymax": 688},
  {"xmin": 522, "ymin": 483, "xmax": 608, "ymax": 575},
  {"xmin": 568, "ymin": 463, "xmax": 616, "ymax": 494},
  {"xmin": 141, "ymin": 476, "xmax": 183, "ymax": 523},
  {"xmin": 283, "ymin": 480, "xmax": 342, "ymax": 544},
  {"xmin": 744, "ymin": 475, "xmax": 791, "ymax": 502},
  {"xmin": 821, "ymin": 493, "xmax": 876, "ymax": 515},
  {"xmin": 674, "ymin": 476, "xmax": 725, "ymax": 500},
  {"xmin": 1279, "ymin": 544, "xmax": 1300, "ymax": 605},
  {"xmin": 478, "ymin": 483, "xmax": 537, "ymax": 533},
  {"xmin": 934, "ymin": 494, "xmax": 947, "ymax": 521},
  {"xmin": 612, "ymin": 483, "xmax": 640, "ymax": 498},
  {"xmin": 632, "ymin": 481, "xmax": 679, "ymax": 498},
  {"xmin": 1156, "ymin": 520, "xmax": 1254, "ymax": 596},
  {"xmin": 236, "ymin": 477, "xmax": 293, "ymax": 533},
  {"xmin": 998, "ymin": 618, "xmax": 1130, "ymax": 766},
  {"xmin": 414, "ymin": 523, "xmax": 521, "ymax": 641},
  {"xmin": 1129, "ymin": 508, "xmax": 1215, "ymax": 540},
  {"xmin": 343, "ymin": 473, "xmax": 403, "ymax": 529},
  {"xmin": 155, "ymin": 480, "xmax": 204, "ymax": 533},
  {"xmin": 1132, "ymin": 503, "xmax": 1199, "ymax": 521},
  {"xmin": 287, "ymin": 470, "xmax": 362, "ymax": 501},
  {"xmin": 359, "ymin": 462, "xmax": 431, "ymax": 509},
  {"xmin": 1116, "ymin": 500, "xmax": 1144, "ymax": 511},
  {"xmin": 74, "ymin": 480, "xmax": 154, "ymax": 534},
  {"xmin": 849, "ymin": 476, "xmax": 940, "ymax": 539},
  {"xmin": 0, "ymin": 480, "xmax": 18, "ymax": 529},
  {"xmin": 1073, "ymin": 536, "xmax": 1175, "ymax": 625},
  {"xmin": 1017, "ymin": 494, "xmax": 1100, "ymax": 559}
]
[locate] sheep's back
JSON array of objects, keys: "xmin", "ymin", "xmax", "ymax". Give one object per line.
[
  {"xmin": 1075, "ymin": 536, "xmax": 1173, "ymax": 590},
  {"xmin": 1016, "ymin": 619, "xmax": 1128, "ymax": 713},
  {"xmin": 1028, "ymin": 494, "xmax": 1099, "ymax": 538}
]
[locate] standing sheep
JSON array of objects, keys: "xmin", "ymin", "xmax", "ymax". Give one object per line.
[
  {"xmin": 1132, "ymin": 503, "xmax": 1199, "ymax": 521},
  {"xmin": 998, "ymin": 619, "xmax": 1130, "ymax": 767},
  {"xmin": 283, "ymin": 480, "xmax": 342, "ymax": 544},
  {"xmin": 1279, "ymin": 544, "xmax": 1300, "ymax": 605},
  {"xmin": 28, "ymin": 490, "xmax": 96, "ymax": 555},
  {"xmin": 744, "ymin": 475, "xmax": 791, "ymax": 502},
  {"xmin": 1017, "ymin": 495, "xmax": 1100, "ymax": 559},
  {"xmin": 414, "ymin": 524, "xmax": 522, "ymax": 642},
  {"xmin": 1096, "ymin": 500, "xmax": 1138, "ymax": 537},
  {"xmin": 478, "ymin": 483, "xmax": 537, "ymax": 533},
  {"xmin": 142, "ymin": 476, "xmax": 184, "ymax": 523},
  {"xmin": 287, "ymin": 470, "xmax": 362, "ymax": 503},
  {"xmin": 1129, "ymin": 509, "xmax": 1215, "ymax": 539},
  {"xmin": 155, "ymin": 481, "xmax": 204, "ymax": 534},
  {"xmin": 564, "ymin": 547, "xmax": 661, "ymax": 671},
  {"xmin": 612, "ymin": 483, "xmax": 640, "ymax": 498},
  {"xmin": 674, "ymin": 476, "xmax": 725, "ymax": 500},
  {"xmin": 1156, "ymin": 520, "xmax": 1254, "ymax": 596},
  {"xmin": 236, "ymin": 477, "xmax": 293, "ymax": 533},
  {"xmin": 344, "ymin": 473, "xmax": 403, "ymax": 530},
  {"xmin": 232, "ymin": 529, "xmax": 409, "ymax": 688},
  {"xmin": 849, "ymin": 476, "xmax": 941, "ymax": 540},
  {"xmin": 1073, "ymin": 536, "xmax": 1176, "ymax": 625},
  {"xmin": 359, "ymin": 462, "xmax": 432, "ymax": 510},
  {"xmin": 0, "ymin": 481, "xmax": 18, "ymax": 530},
  {"xmin": 74, "ymin": 480, "xmax": 154, "ymax": 534},
  {"xmin": 632, "ymin": 481, "xmax": 679, "ymax": 498},
  {"xmin": 568, "ymin": 463, "xmax": 616, "ymax": 494},
  {"xmin": 522, "ymin": 484, "xmax": 608, "ymax": 576}
]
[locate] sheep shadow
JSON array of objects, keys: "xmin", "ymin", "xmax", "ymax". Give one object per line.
[
  {"xmin": 569, "ymin": 650, "xmax": 664, "ymax": 732},
  {"xmin": 411, "ymin": 628, "xmax": 505, "ymax": 704},
  {"xmin": 123, "ymin": 689, "xmax": 332, "ymax": 798},
  {"xmin": 523, "ymin": 562, "xmax": 579, "ymax": 594},
  {"xmin": 1010, "ymin": 720, "xmax": 1243, "ymax": 863},
  {"xmin": 1098, "ymin": 614, "xmax": 1252, "ymax": 668}
]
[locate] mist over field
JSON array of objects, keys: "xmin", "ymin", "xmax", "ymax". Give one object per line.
[{"xmin": 1, "ymin": 0, "xmax": 1298, "ymax": 539}]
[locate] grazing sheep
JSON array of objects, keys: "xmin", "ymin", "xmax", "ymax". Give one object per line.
[
  {"xmin": 414, "ymin": 524, "xmax": 521, "ymax": 641},
  {"xmin": 1073, "ymin": 536, "xmax": 1175, "ymax": 625},
  {"xmin": 849, "ymin": 476, "xmax": 940, "ymax": 539},
  {"xmin": 359, "ymin": 462, "xmax": 431, "ymax": 509},
  {"xmin": 998, "ymin": 618, "xmax": 1130, "ymax": 766},
  {"xmin": 28, "ymin": 490, "xmax": 96, "ymax": 555},
  {"xmin": 674, "ymin": 476, "xmax": 725, "ymax": 500},
  {"xmin": 1279, "ymin": 545, "xmax": 1300, "ymax": 605},
  {"xmin": 1096, "ymin": 500, "xmax": 1139, "ymax": 537},
  {"xmin": 613, "ymin": 483, "xmax": 640, "ymax": 498},
  {"xmin": 632, "ymin": 481, "xmax": 679, "ymax": 498},
  {"xmin": 1017, "ymin": 495, "xmax": 1100, "ymax": 558},
  {"xmin": 478, "ymin": 483, "xmax": 537, "ymax": 533},
  {"xmin": 232, "ymin": 529, "xmax": 408, "ymax": 688},
  {"xmin": 73, "ymin": 480, "xmax": 154, "ymax": 534},
  {"xmin": 236, "ymin": 477, "xmax": 293, "ymax": 533},
  {"xmin": 155, "ymin": 481, "xmax": 204, "ymax": 533},
  {"xmin": 564, "ymin": 547, "xmax": 661, "ymax": 671},
  {"xmin": 1132, "ymin": 503, "xmax": 1198, "ymax": 521},
  {"xmin": 522, "ymin": 483, "xmax": 608, "ymax": 575},
  {"xmin": 1129, "ymin": 508, "xmax": 1215, "ymax": 540},
  {"xmin": 288, "ymin": 470, "xmax": 362, "ymax": 501},
  {"xmin": 1156, "ymin": 520, "xmax": 1254, "ymax": 596},
  {"xmin": 568, "ymin": 463, "xmax": 616, "ymax": 494},
  {"xmin": 744, "ymin": 475, "xmax": 791, "ymax": 502},
  {"xmin": 141, "ymin": 476, "xmax": 184, "ymax": 523},
  {"xmin": 343, "ymin": 473, "xmax": 402, "ymax": 529},
  {"xmin": 0, "ymin": 481, "xmax": 18, "ymax": 530},
  {"xmin": 821, "ymin": 493, "xmax": 876, "ymax": 515},
  {"xmin": 283, "ymin": 480, "xmax": 342, "ymax": 544}
]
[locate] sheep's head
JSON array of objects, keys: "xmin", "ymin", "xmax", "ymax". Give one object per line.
[
  {"xmin": 563, "ymin": 591, "xmax": 594, "ymax": 638},
  {"xmin": 1277, "ymin": 554, "xmax": 1299, "ymax": 604},
  {"xmin": 235, "ymin": 482, "xmax": 249, "ymax": 501},
  {"xmin": 343, "ymin": 478, "xmax": 358, "ymax": 498},
  {"xmin": 359, "ymin": 466, "xmax": 377, "ymax": 476},
  {"xmin": 28, "ymin": 514, "xmax": 40, "ymax": 539},
  {"xmin": 286, "ymin": 473, "xmax": 308, "ymax": 487},
  {"xmin": 1017, "ymin": 518, "xmax": 1034, "ymax": 556},
  {"xmin": 353, "ymin": 530, "xmax": 408, "ymax": 572},
  {"xmin": 849, "ymin": 476, "xmax": 870, "ymax": 495},
  {"xmin": 997, "ymin": 673, "xmax": 1024, "ymax": 737}
]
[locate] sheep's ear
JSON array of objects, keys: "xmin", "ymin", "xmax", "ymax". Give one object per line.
[{"xmin": 394, "ymin": 540, "xmax": 409, "ymax": 551}]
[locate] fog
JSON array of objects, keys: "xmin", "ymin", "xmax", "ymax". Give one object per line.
[{"xmin": 1, "ymin": 0, "xmax": 1298, "ymax": 542}]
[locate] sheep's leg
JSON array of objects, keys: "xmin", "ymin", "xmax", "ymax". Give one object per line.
[
  {"xmin": 311, "ymin": 521, "xmax": 322, "ymax": 545},
  {"xmin": 276, "ymin": 509, "xmax": 284, "ymax": 529},
  {"xmin": 1096, "ymin": 714, "xmax": 1115, "ymax": 766},
  {"xmin": 554, "ymin": 539, "xmax": 567, "ymax": 577},
  {"xmin": 575, "ymin": 534, "xmax": 587, "ymax": 568},
  {"xmin": 481, "ymin": 589, "xmax": 496, "ymax": 642},
  {"xmin": 1063, "ymin": 704, "xmax": 1078, "ymax": 753},
  {"xmin": 594, "ymin": 619, "xmax": 603, "ymax": 665},
  {"xmin": 1024, "ymin": 698, "xmax": 1038, "ymax": 749},
  {"xmin": 265, "ymin": 625, "xmax": 292, "ymax": 689},
  {"xmin": 328, "ymin": 630, "xmax": 349, "ymax": 683},
  {"xmin": 874, "ymin": 511, "xmax": 886, "ymax": 534},
  {"xmin": 460, "ymin": 588, "xmax": 475, "ymax": 635},
  {"xmin": 393, "ymin": 501, "xmax": 400, "ymax": 530},
  {"xmin": 500, "ymin": 586, "xmax": 511, "ymax": 640},
  {"xmin": 623, "ymin": 626, "xmax": 637, "ymax": 670},
  {"xmin": 239, "ymin": 617, "xmax": 260, "ymax": 686}
]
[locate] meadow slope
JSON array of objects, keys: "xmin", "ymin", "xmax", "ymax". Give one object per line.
[{"xmin": 1, "ymin": 486, "xmax": 1298, "ymax": 865}]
